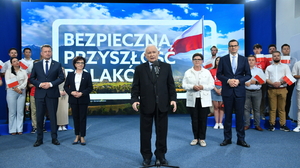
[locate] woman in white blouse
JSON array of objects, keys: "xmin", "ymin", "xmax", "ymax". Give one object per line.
[
  {"xmin": 182, "ymin": 53, "xmax": 214, "ymax": 147},
  {"xmin": 5, "ymin": 57, "xmax": 28, "ymax": 135}
]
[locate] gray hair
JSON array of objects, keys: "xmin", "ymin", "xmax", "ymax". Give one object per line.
[{"xmin": 144, "ymin": 44, "xmax": 159, "ymax": 53}]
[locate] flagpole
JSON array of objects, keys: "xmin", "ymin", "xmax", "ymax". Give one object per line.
[{"xmin": 202, "ymin": 15, "xmax": 204, "ymax": 57}]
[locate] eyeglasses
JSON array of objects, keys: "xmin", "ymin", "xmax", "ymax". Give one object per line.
[
  {"xmin": 76, "ymin": 62, "xmax": 84, "ymax": 65},
  {"xmin": 229, "ymin": 45, "xmax": 239, "ymax": 48},
  {"xmin": 193, "ymin": 59, "xmax": 202, "ymax": 61}
]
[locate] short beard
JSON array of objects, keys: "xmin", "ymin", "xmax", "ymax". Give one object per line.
[{"xmin": 274, "ymin": 60, "xmax": 280, "ymax": 63}]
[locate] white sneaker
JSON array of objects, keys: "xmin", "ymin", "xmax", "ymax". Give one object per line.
[
  {"xmin": 213, "ymin": 123, "xmax": 219, "ymax": 129},
  {"xmin": 293, "ymin": 126, "xmax": 300, "ymax": 132},
  {"xmin": 58, "ymin": 126, "xmax": 62, "ymax": 131},
  {"xmin": 190, "ymin": 139, "xmax": 198, "ymax": 145},
  {"xmin": 62, "ymin": 126, "xmax": 67, "ymax": 131},
  {"xmin": 199, "ymin": 140, "xmax": 206, "ymax": 147},
  {"xmin": 219, "ymin": 123, "xmax": 224, "ymax": 129}
]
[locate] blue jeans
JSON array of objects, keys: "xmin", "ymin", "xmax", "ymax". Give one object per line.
[
  {"xmin": 244, "ymin": 89, "xmax": 262, "ymax": 126},
  {"xmin": 7, "ymin": 89, "xmax": 25, "ymax": 133}
]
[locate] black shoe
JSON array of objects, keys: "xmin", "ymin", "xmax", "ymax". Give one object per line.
[
  {"xmin": 43, "ymin": 128, "xmax": 47, "ymax": 133},
  {"xmin": 31, "ymin": 128, "xmax": 36, "ymax": 134},
  {"xmin": 280, "ymin": 125, "xmax": 290, "ymax": 132},
  {"xmin": 142, "ymin": 159, "xmax": 151, "ymax": 166},
  {"xmin": 33, "ymin": 140, "xmax": 43, "ymax": 147},
  {"xmin": 155, "ymin": 158, "xmax": 168, "ymax": 166},
  {"xmin": 237, "ymin": 140, "xmax": 250, "ymax": 148},
  {"xmin": 268, "ymin": 125, "xmax": 275, "ymax": 131},
  {"xmin": 220, "ymin": 139, "xmax": 232, "ymax": 146},
  {"xmin": 81, "ymin": 142, "xmax": 86, "ymax": 146},
  {"xmin": 52, "ymin": 139, "xmax": 60, "ymax": 145},
  {"xmin": 72, "ymin": 141, "xmax": 80, "ymax": 145}
]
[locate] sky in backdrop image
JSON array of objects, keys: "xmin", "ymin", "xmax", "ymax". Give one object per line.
[{"xmin": 21, "ymin": 2, "xmax": 244, "ymax": 99}]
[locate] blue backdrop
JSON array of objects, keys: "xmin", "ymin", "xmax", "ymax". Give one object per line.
[{"xmin": 0, "ymin": 0, "xmax": 276, "ymax": 120}]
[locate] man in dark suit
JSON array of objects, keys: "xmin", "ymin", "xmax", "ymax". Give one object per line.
[
  {"xmin": 29, "ymin": 44, "xmax": 64, "ymax": 147},
  {"xmin": 217, "ymin": 39, "xmax": 251, "ymax": 148},
  {"xmin": 131, "ymin": 44, "xmax": 177, "ymax": 166}
]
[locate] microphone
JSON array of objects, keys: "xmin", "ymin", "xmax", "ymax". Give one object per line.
[{"xmin": 152, "ymin": 60, "xmax": 160, "ymax": 76}]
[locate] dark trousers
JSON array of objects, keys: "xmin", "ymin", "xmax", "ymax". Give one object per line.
[
  {"xmin": 71, "ymin": 104, "xmax": 88, "ymax": 137},
  {"xmin": 285, "ymin": 83, "xmax": 295, "ymax": 118},
  {"xmin": 188, "ymin": 98, "xmax": 208, "ymax": 140},
  {"xmin": 35, "ymin": 96, "xmax": 58, "ymax": 140},
  {"xmin": 140, "ymin": 106, "xmax": 168, "ymax": 160},
  {"xmin": 223, "ymin": 94, "xmax": 245, "ymax": 141}
]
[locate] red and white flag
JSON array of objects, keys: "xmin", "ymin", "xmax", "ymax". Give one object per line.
[
  {"xmin": 0, "ymin": 60, "xmax": 4, "ymax": 69},
  {"xmin": 168, "ymin": 17, "xmax": 204, "ymax": 57},
  {"xmin": 19, "ymin": 60, "xmax": 29, "ymax": 70},
  {"xmin": 256, "ymin": 54, "xmax": 264, "ymax": 62},
  {"xmin": 283, "ymin": 74, "xmax": 296, "ymax": 86},
  {"xmin": 204, "ymin": 63, "xmax": 213, "ymax": 69},
  {"xmin": 281, "ymin": 56, "xmax": 291, "ymax": 64},
  {"xmin": 265, "ymin": 54, "xmax": 272, "ymax": 62},
  {"xmin": 6, "ymin": 77, "xmax": 19, "ymax": 88},
  {"xmin": 254, "ymin": 70, "xmax": 266, "ymax": 84},
  {"xmin": 254, "ymin": 71, "xmax": 266, "ymax": 84}
]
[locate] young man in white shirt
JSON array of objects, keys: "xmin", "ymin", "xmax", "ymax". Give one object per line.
[{"xmin": 265, "ymin": 51, "xmax": 291, "ymax": 132}]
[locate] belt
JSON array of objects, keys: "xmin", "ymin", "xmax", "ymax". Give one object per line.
[
  {"xmin": 246, "ymin": 89, "xmax": 261, "ymax": 92},
  {"xmin": 269, "ymin": 87, "xmax": 286, "ymax": 89}
]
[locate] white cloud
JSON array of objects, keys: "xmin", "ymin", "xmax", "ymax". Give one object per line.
[
  {"xmin": 173, "ymin": 4, "xmax": 191, "ymax": 14},
  {"xmin": 190, "ymin": 12, "xmax": 198, "ymax": 17}
]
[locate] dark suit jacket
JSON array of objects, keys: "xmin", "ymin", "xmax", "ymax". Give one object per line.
[
  {"xmin": 29, "ymin": 60, "xmax": 64, "ymax": 98},
  {"xmin": 131, "ymin": 61, "xmax": 177, "ymax": 114},
  {"xmin": 64, "ymin": 71, "xmax": 93, "ymax": 105},
  {"xmin": 216, "ymin": 54, "xmax": 251, "ymax": 97}
]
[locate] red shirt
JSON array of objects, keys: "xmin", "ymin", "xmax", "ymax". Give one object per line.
[
  {"xmin": 256, "ymin": 57, "xmax": 270, "ymax": 71},
  {"xmin": 28, "ymin": 74, "xmax": 36, "ymax": 96},
  {"xmin": 210, "ymin": 68, "xmax": 222, "ymax": 86}
]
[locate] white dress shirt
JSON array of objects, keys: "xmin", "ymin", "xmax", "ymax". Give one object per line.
[
  {"xmin": 265, "ymin": 62, "xmax": 291, "ymax": 87},
  {"xmin": 5, "ymin": 68, "xmax": 28, "ymax": 90}
]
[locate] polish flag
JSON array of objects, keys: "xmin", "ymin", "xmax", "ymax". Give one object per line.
[
  {"xmin": 281, "ymin": 56, "xmax": 291, "ymax": 64},
  {"xmin": 256, "ymin": 54, "xmax": 264, "ymax": 62},
  {"xmin": 204, "ymin": 63, "xmax": 213, "ymax": 69},
  {"xmin": 19, "ymin": 60, "xmax": 29, "ymax": 70},
  {"xmin": 168, "ymin": 17, "xmax": 204, "ymax": 57},
  {"xmin": 6, "ymin": 77, "xmax": 19, "ymax": 88},
  {"xmin": 283, "ymin": 74, "xmax": 296, "ymax": 86},
  {"xmin": 0, "ymin": 60, "xmax": 4, "ymax": 69},
  {"xmin": 265, "ymin": 54, "xmax": 272, "ymax": 62},
  {"xmin": 254, "ymin": 70, "xmax": 266, "ymax": 84}
]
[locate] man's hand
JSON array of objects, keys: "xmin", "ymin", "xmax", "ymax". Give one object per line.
[
  {"xmin": 132, "ymin": 102, "xmax": 140, "ymax": 112},
  {"xmin": 170, "ymin": 101, "xmax": 177, "ymax": 112},
  {"xmin": 273, "ymin": 82, "xmax": 281, "ymax": 88},
  {"xmin": 60, "ymin": 91, "xmax": 66, "ymax": 96},
  {"xmin": 40, "ymin": 82, "xmax": 50, "ymax": 89},
  {"xmin": 229, "ymin": 79, "xmax": 239, "ymax": 87},
  {"xmin": 245, "ymin": 82, "xmax": 251, "ymax": 87}
]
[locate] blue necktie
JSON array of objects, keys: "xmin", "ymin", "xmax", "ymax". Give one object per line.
[
  {"xmin": 232, "ymin": 56, "xmax": 236, "ymax": 73},
  {"xmin": 45, "ymin": 60, "xmax": 49, "ymax": 75}
]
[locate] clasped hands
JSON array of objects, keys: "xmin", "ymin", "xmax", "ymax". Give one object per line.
[
  {"xmin": 71, "ymin": 91, "xmax": 83, "ymax": 98},
  {"xmin": 193, "ymin": 85, "xmax": 203, "ymax": 91},
  {"xmin": 132, "ymin": 101, "xmax": 177, "ymax": 112},
  {"xmin": 13, "ymin": 87, "xmax": 22, "ymax": 94},
  {"xmin": 228, "ymin": 79, "xmax": 240, "ymax": 87},
  {"xmin": 272, "ymin": 81, "xmax": 282, "ymax": 88},
  {"xmin": 40, "ymin": 82, "xmax": 51, "ymax": 89},
  {"xmin": 245, "ymin": 79, "xmax": 256, "ymax": 87}
]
